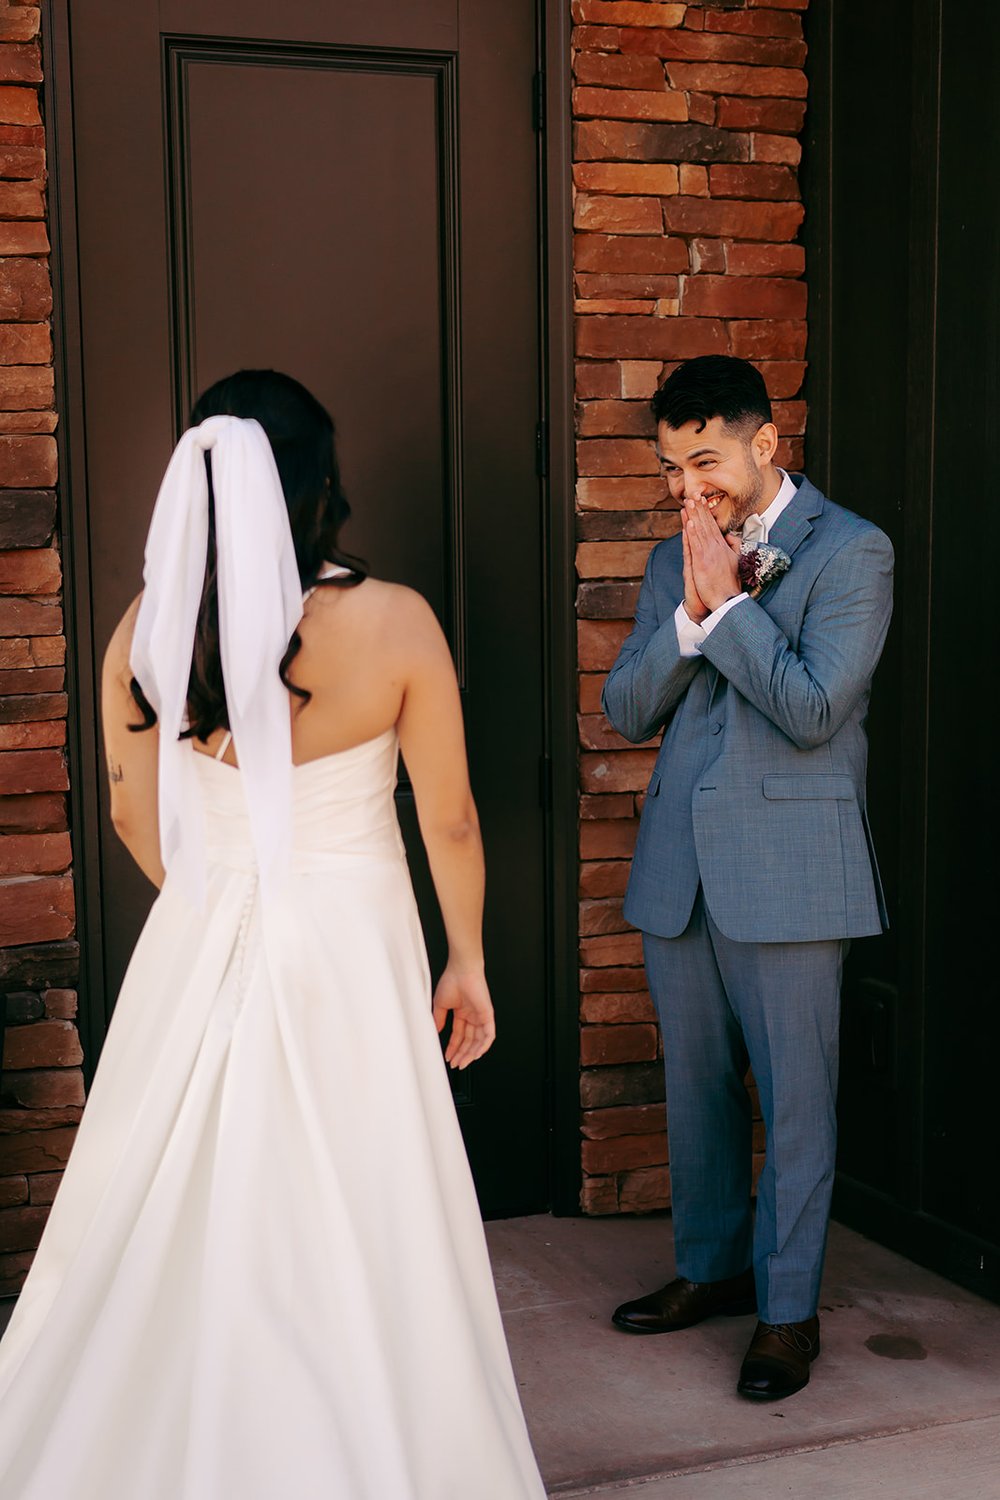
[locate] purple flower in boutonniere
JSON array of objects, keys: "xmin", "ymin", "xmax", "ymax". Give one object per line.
[{"xmin": 738, "ymin": 541, "xmax": 792, "ymax": 600}]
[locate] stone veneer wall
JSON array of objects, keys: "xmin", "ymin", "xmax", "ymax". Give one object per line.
[
  {"xmin": 0, "ymin": 4, "xmax": 82, "ymax": 1296},
  {"xmin": 572, "ymin": 0, "xmax": 809, "ymax": 1213}
]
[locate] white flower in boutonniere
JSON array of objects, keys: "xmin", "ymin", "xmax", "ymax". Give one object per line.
[{"xmin": 738, "ymin": 541, "xmax": 792, "ymax": 600}]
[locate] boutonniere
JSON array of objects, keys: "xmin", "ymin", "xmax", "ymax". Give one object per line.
[{"xmin": 738, "ymin": 540, "xmax": 792, "ymax": 600}]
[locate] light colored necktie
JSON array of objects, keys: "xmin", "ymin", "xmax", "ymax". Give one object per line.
[
  {"xmin": 130, "ymin": 415, "xmax": 302, "ymax": 907},
  {"xmin": 741, "ymin": 511, "xmax": 767, "ymax": 545}
]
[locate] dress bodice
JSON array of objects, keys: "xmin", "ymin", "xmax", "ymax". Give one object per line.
[{"xmin": 192, "ymin": 727, "xmax": 404, "ymax": 872}]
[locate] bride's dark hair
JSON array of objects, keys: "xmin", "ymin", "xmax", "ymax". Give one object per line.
[{"xmin": 129, "ymin": 369, "xmax": 366, "ymax": 737}]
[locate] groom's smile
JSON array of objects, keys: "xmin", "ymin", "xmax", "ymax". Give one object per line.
[{"xmin": 656, "ymin": 414, "xmax": 777, "ymax": 535}]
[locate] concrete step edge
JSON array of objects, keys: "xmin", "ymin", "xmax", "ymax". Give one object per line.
[{"xmin": 547, "ymin": 1408, "xmax": 1000, "ymax": 1496}]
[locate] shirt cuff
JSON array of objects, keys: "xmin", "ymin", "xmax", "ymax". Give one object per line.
[
  {"xmin": 674, "ymin": 600, "xmax": 707, "ymax": 658},
  {"xmin": 701, "ymin": 592, "xmax": 749, "ymax": 638}
]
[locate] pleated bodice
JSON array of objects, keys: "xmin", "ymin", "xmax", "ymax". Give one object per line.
[{"xmin": 192, "ymin": 727, "xmax": 406, "ymax": 872}]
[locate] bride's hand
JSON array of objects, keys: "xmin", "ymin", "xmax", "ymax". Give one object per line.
[{"xmin": 433, "ymin": 966, "xmax": 496, "ymax": 1070}]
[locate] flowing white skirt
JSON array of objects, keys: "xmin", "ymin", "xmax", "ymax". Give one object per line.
[{"xmin": 0, "ymin": 847, "xmax": 546, "ymax": 1499}]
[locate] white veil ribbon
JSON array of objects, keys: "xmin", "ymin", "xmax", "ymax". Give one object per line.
[{"xmin": 129, "ymin": 415, "xmax": 303, "ymax": 906}]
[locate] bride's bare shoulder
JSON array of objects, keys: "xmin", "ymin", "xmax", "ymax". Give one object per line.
[{"xmin": 329, "ymin": 577, "xmax": 444, "ymax": 646}]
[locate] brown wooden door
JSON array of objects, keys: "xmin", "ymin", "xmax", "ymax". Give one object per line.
[{"xmin": 62, "ymin": 0, "xmax": 549, "ymax": 1216}]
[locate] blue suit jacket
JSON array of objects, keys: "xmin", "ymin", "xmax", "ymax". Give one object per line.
[{"xmin": 602, "ymin": 475, "xmax": 894, "ymax": 943}]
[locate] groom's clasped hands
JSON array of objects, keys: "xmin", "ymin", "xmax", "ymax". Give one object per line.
[{"xmin": 679, "ymin": 495, "xmax": 743, "ymax": 624}]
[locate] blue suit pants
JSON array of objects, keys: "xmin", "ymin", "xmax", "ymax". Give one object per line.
[{"xmin": 642, "ymin": 888, "xmax": 846, "ymax": 1324}]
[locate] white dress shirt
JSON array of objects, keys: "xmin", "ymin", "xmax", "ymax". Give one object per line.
[{"xmin": 674, "ymin": 468, "xmax": 797, "ymax": 658}]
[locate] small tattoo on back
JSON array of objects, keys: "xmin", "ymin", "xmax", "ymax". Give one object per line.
[{"xmin": 108, "ymin": 758, "xmax": 124, "ymax": 784}]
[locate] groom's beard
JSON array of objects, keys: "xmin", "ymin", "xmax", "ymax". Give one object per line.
[{"xmin": 718, "ymin": 465, "xmax": 765, "ymax": 535}]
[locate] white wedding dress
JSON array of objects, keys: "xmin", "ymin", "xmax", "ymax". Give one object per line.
[{"xmin": 0, "ymin": 729, "xmax": 546, "ymax": 1499}]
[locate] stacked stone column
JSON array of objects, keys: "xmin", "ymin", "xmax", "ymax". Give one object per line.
[
  {"xmin": 573, "ymin": 0, "xmax": 808, "ymax": 1213},
  {"xmin": 0, "ymin": 5, "xmax": 81, "ymax": 1296}
]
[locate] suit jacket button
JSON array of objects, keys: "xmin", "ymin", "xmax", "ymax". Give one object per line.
[{"xmin": 710, "ymin": 722, "xmax": 723, "ymax": 735}]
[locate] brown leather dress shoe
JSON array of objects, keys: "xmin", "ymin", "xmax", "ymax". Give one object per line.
[
  {"xmin": 612, "ymin": 1269, "xmax": 756, "ymax": 1334},
  {"xmin": 737, "ymin": 1317, "xmax": 820, "ymax": 1400}
]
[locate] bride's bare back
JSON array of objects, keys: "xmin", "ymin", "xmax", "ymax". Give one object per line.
[
  {"xmin": 103, "ymin": 573, "xmax": 494, "ymax": 1070},
  {"xmin": 196, "ymin": 576, "xmax": 439, "ymax": 767},
  {"xmin": 290, "ymin": 576, "xmax": 411, "ymax": 757}
]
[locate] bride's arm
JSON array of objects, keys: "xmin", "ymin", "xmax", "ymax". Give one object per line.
[
  {"xmin": 100, "ymin": 599, "xmax": 165, "ymax": 889},
  {"xmin": 396, "ymin": 591, "xmax": 495, "ymax": 1071}
]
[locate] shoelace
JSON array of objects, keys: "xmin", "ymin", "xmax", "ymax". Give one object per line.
[{"xmin": 756, "ymin": 1322, "xmax": 816, "ymax": 1354}]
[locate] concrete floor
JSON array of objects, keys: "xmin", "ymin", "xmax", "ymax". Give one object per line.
[
  {"xmin": 4, "ymin": 1213, "xmax": 998, "ymax": 1496},
  {"xmin": 486, "ymin": 1214, "xmax": 1000, "ymax": 1498}
]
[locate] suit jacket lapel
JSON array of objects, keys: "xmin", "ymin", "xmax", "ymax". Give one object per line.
[
  {"xmin": 766, "ymin": 473, "xmax": 824, "ymax": 561},
  {"xmin": 705, "ymin": 477, "xmax": 823, "ymax": 707},
  {"xmin": 747, "ymin": 475, "xmax": 824, "ymax": 608},
  {"xmin": 705, "ymin": 660, "xmax": 721, "ymax": 710}
]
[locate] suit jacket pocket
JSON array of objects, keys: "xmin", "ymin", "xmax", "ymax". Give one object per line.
[
  {"xmin": 647, "ymin": 770, "xmax": 661, "ymax": 797},
  {"xmin": 762, "ymin": 774, "xmax": 854, "ymax": 800}
]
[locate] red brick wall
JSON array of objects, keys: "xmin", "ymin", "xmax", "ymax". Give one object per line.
[
  {"xmin": 573, "ymin": 0, "xmax": 808, "ymax": 1214},
  {"xmin": 0, "ymin": 5, "xmax": 82, "ymax": 1296}
]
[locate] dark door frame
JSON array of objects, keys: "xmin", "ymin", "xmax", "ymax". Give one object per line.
[{"xmin": 41, "ymin": 1, "xmax": 581, "ymax": 1215}]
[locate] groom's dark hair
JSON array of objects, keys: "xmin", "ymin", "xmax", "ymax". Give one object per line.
[{"xmin": 652, "ymin": 355, "xmax": 772, "ymax": 438}]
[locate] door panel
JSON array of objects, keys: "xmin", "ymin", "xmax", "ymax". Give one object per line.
[
  {"xmin": 174, "ymin": 47, "xmax": 452, "ymax": 619},
  {"xmin": 805, "ymin": 0, "xmax": 1000, "ymax": 1295},
  {"xmin": 67, "ymin": 0, "xmax": 548, "ymax": 1215},
  {"xmin": 920, "ymin": 2, "xmax": 1000, "ymax": 1245}
]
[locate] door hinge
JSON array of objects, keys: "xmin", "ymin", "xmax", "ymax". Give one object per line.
[
  {"xmin": 532, "ymin": 70, "xmax": 545, "ymax": 133},
  {"xmin": 535, "ymin": 419, "xmax": 549, "ymax": 478}
]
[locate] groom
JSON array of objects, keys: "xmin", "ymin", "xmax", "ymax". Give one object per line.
[{"xmin": 602, "ymin": 355, "xmax": 893, "ymax": 1400}]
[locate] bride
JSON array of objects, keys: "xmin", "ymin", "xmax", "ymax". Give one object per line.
[{"xmin": 0, "ymin": 370, "xmax": 547, "ymax": 1499}]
